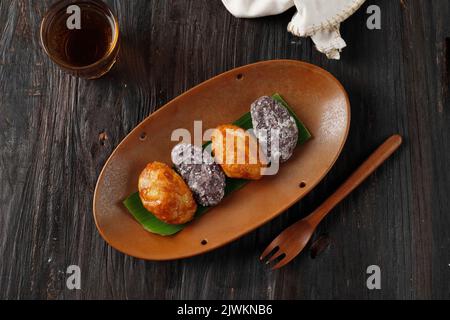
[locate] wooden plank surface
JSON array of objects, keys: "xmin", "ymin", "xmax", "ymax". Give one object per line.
[{"xmin": 0, "ymin": 0, "xmax": 449, "ymax": 299}]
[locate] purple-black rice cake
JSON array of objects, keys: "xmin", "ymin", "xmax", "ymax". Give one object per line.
[
  {"xmin": 171, "ymin": 143, "xmax": 226, "ymax": 207},
  {"xmin": 250, "ymin": 96, "xmax": 298, "ymax": 163}
]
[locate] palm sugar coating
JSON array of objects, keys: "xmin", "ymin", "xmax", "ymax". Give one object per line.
[
  {"xmin": 250, "ymin": 96, "xmax": 298, "ymax": 162},
  {"xmin": 138, "ymin": 162, "xmax": 197, "ymax": 224},
  {"xmin": 172, "ymin": 144, "xmax": 226, "ymax": 207},
  {"xmin": 211, "ymin": 124, "xmax": 265, "ymax": 180}
]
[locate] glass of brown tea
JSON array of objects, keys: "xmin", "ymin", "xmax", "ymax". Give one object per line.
[{"xmin": 40, "ymin": 0, "xmax": 120, "ymax": 79}]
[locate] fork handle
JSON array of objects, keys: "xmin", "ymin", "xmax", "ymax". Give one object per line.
[{"xmin": 306, "ymin": 135, "xmax": 403, "ymax": 227}]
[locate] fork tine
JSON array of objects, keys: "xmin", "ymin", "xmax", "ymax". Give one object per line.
[
  {"xmin": 260, "ymin": 239, "xmax": 280, "ymax": 261},
  {"xmin": 260, "ymin": 245, "xmax": 277, "ymax": 261},
  {"xmin": 265, "ymin": 248, "xmax": 285, "ymax": 265},
  {"xmin": 271, "ymin": 254, "xmax": 294, "ymax": 270}
]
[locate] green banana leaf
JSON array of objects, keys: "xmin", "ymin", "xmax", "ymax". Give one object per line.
[{"xmin": 123, "ymin": 94, "xmax": 312, "ymax": 236}]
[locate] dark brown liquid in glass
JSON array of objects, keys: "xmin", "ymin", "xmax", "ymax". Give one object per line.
[
  {"xmin": 41, "ymin": 0, "xmax": 119, "ymax": 79},
  {"xmin": 50, "ymin": 4, "xmax": 115, "ymax": 67}
]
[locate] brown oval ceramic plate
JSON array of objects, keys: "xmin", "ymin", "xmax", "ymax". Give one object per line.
[{"xmin": 93, "ymin": 60, "xmax": 350, "ymax": 260}]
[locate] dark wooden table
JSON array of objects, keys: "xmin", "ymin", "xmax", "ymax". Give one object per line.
[{"xmin": 0, "ymin": 0, "xmax": 449, "ymax": 300}]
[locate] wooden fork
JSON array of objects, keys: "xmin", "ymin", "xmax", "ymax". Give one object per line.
[{"xmin": 260, "ymin": 135, "xmax": 403, "ymax": 270}]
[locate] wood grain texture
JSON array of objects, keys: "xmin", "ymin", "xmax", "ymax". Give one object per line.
[{"xmin": 0, "ymin": 0, "xmax": 449, "ymax": 299}]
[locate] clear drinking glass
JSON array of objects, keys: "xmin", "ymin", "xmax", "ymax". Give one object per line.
[{"xmin": 40, "ymin": 0, "xmax": 120, "ymax": 79}]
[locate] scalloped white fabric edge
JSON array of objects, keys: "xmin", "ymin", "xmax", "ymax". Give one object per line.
[{"xmin": 222, "ymin": 0, "xmax": 366, "ymax": 60}]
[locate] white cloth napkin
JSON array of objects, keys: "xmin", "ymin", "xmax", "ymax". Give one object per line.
[{"xmin": 222, "ymin": 0, "xmax": 366, "ymax": 59}]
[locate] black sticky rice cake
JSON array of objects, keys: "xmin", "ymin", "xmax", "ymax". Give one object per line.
[
  {"xmin": 250, "ymin": 96, "xmax": 299, "ymax": 163},
  {"xmin": 171, "ymin": 143, "xmax": 226, "ymax": 207}
]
